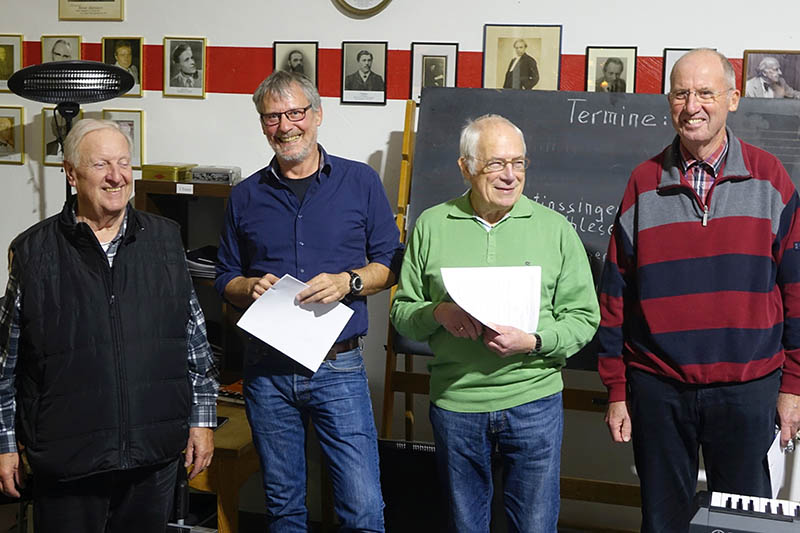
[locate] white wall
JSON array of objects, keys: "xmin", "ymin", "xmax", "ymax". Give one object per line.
[{"xmin": 4, "ymin": 1, "xmax": 800, "ymax": 529}]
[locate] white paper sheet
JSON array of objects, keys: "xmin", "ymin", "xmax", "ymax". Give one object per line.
[
  {"xmin": 768, "ymin": 431, "xmax": 788, "ymax": 498},
  {"xmin": 236, "ymin": 274, "xmax": 354, "ymax": 372},
  {"xmin": 440, "ymin": 266, "xmax": 541, "ymax": 333}
]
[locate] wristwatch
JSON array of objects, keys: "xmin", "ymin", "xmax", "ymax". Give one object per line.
[
  {"xmin": 530, "ymin": 333, "xmax": 542, "ymax": 354},
  {"xmin": 347, "ymin": 270, "xmax": 363, "ymax": 295}
]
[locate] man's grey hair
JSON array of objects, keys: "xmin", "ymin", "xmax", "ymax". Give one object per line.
[
  {"xmin": 63, "ymin": 118, "xmax": 132, "ymax": 166},
  {"xmin": 757, "ymin": 56, "xmax": 781, "ymax": 74},
  {"xmin": 671, "ymin": 48, "xmax": 736, "ymax": 90},
  {"xmin": 513, "ymin": 39, "xmax": 528, "ymax": 49},
  {"xmin": 459, "ymin": 114, "xmax": 527, "ymax": 175},
  {"xmin": 252, "ymin": 70, "xmax": 321, "ymax": 114}
]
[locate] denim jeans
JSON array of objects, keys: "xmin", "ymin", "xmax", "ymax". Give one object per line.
[
  {"xmin": 628, "ymin": 368, "xmax": 778, "ymax": 533},
  {"xmin": 244, "ymin": 346, "xmax": 385, "ymax": 533},
  {"xmin": 429, "ymin": 392, "xmax": 563, "ymax": 533}
]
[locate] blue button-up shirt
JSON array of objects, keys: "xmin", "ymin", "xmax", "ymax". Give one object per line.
[{"xmin": 215, "ymin": 146, "xmax": 404, "ymax": 342}]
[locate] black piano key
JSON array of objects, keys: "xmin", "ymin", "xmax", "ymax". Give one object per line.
[
  {"xmin": 766, "ymin": 502, "xmax": 772, "ymax": 514},
  {"xmin": 747, "ymin": 499, "xmax": 754, "ymax": 512},
  {"xmin": 726, "ymin": 496, "xmax": 733, "ymax": 508},
  {"xmin": 778, "ymin": 502, "xmax": 785, "ymax": 515}
]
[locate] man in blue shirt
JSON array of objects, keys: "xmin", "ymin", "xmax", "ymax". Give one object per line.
[{"xmin": 215, "ymin": 70, "xmax": 403, "ymax": 532}]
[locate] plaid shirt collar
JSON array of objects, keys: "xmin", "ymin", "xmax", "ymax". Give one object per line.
[{"xmin": 678, "ymin": 136, "xmax": 728, "ymax": 177}]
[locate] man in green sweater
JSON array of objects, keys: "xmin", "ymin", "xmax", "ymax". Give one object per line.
[{"xmin": 390, "ymin": 114, "xmax": 599, "ymax": 533}]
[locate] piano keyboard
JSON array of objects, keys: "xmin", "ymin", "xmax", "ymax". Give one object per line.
[{"xmin": 690, "ymin": 491, "xmax": 800, "ymax": 532}]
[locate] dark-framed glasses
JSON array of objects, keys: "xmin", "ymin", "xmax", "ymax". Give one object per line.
[
  {"xmin": 260, "ymin": 104, "xmax": 312, "ymax": 126},
  {"xmin": 470, "ymin": 157, "xmax": 530, "ymax": 173},
  {"xmin": 668, "ymin": 88, "xmax": 732, "ymax": 104}
]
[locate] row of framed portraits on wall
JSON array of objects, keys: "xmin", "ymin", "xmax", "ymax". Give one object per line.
[
  {"xmin": 0, "ymin": 34, "xmax": 206, "ymax": 98},
  {"xmin": 3, "ymin": 26, "xmax": 800, "ymax": 103},
  {"xmin": 0, "ymin": 105, "xmax": 143, "ymax": 167}
]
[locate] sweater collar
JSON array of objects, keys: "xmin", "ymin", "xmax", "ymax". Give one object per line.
[
  {"xmin": 659, "ymin": 127, "xmax": 751, "ymax": 189},
  {"xmin": 446, "ymin": 191, "xmax": 534, "ymax": 223}
]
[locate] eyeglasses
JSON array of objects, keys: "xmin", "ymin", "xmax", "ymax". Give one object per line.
[
  {"xmin": 470, "ymin": 157, "xmax": 530, "ymax": 173},
  {"xmin": 668, "ymin": 88, "xmax": 733, "ymax": 104},
  {"xmin": 260, "ymin": 104, "xmax": 312, "ymax": 127}
]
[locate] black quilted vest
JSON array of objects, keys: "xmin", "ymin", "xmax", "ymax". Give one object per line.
[{"xmin": 11, "ymin": 199, "xmax": 192, "ymax": 480}]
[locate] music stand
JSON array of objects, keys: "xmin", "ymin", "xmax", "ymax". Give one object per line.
[{"xmin": 8, "ymin": 60, "xmax": 135, "ymax": 200}]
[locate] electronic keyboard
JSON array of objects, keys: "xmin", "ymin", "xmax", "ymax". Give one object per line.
[{"xmin": 690, "ymin": 490, "xmax": 800, "ymax": 532}]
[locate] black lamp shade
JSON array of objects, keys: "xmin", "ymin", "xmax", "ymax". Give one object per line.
[{"xmin": 8, "ymin": 60, "xmax": 135, "ymax": 104}]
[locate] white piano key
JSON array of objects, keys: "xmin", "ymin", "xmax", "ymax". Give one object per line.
[{"xmin": 710, "ymin": 491, "xmax": 723, "ymax": 508}]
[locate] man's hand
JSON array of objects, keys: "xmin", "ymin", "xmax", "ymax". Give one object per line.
[
  {"xmin": 296, "ymin": 272, "xmax": 351, "ymax": 305},
  {"xmin": 433, "ymin": 302, "xmax": 482, "ymax": 340},
  {"xmin": 185, "ymin": 427, "xmax": 214, "ymax": 480},
  {"xmin": 483, "ymin": 324, "xmax": 536, "ymax": 358},
  {"xmin": 224, "ymin": 274, "xmax": 280, "ymax": 308},
  {"xmin": 777, "ymin": 392, "xmax": 800, "ymax": 448},
  {"xmin": 0, "ymin": 452, "xmax": 23, "ymax": 498},
  {"xmin": 249, "ymin": 273, "xmax": 281, "ymax": 300},
  {"xmin": 605, "ymin": 401, "xmax": 632, "ymax": 443}
]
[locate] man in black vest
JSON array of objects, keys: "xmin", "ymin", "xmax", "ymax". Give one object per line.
[{"xmin": 0, "ymin": 119, "xmax": 219, "ymax": 532}]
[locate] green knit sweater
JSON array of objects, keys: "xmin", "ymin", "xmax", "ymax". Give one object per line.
[{"xmin": 390, "ymin": 193, "xmax": 600, "ymax": 412}]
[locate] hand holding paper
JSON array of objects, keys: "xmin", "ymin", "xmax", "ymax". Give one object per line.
[{"xmin": 236, "ymin": 274, "xmax": 354, "ymax": 372}]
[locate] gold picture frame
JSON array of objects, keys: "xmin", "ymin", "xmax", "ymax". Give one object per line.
[
  {"xmin": 102, "ymin": 109, "xmax": 144, "ymax": 169},
  {"xmin": 163, "ymin": 37, "xmax": 207, "ymax": 99},
  {"xmin": 41, "ymin": 35, "xmax": 82, "ymax": 63},
  {"xmin": 482, "ymin": 24, "xmax": 562, "ymax": 91},
  {"xmin": 59, "ymin": 0, "xmax": 124, "ymax": 21},
  {"xmin": 0, "ymin": 34, "xmax": 23, "ymax": 93},
  {"xmin": 0, "ymin": 106, "xmax": 24, "ymax": 165},
  {"xmin": 102, "ymin": 37, "xmax": 143, "ymax": 97}
]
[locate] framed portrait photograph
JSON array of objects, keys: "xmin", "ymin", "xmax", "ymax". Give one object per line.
[
  {"xmin": 274, "ymin": 41, "xmax": 318, "ymax": 87},
  {"xmin": 41, "ymin": 35, "xmax": 81, "ymax": 63},
  {"xmin": 483, "ymin": 24, "xmax": 562, "ymax": 91},
  {"xmin": 59, "ymin": 0, "xmax": 124, "ymax": 21},
  {"xmin": 410, "ymin": 42, "xmax": 458, "ymax": 103},
  {"xmin": 0, "ymin": 35, "xmax": 23, "ymax": 93},
  {"xmin": 0, "ymin": 106, "xmax": 24, "ymax": 165},
  {"xmin": 102, "ymin": 37, "xmax": 143, "ymax": 97},
  {"xmin": 662, "ymin": 48, "xmax": 692, "ymax": 93},
  {"xmin": 742, "ymin": 50, "xmax": 800, "ymax": 99},
  {"xmin": 163, "ymin": 37, "xmax": 206, "ymax": 98},
  {"xmin": 341, "ymin": 41, "xmax": 387, "ymax": 105},
  {"xmin": 586, "ymin": 46, "xmax": 637, "ymax": 93},
  {"xmin": 103, "ymin": 109, "xmax": 143, "ymax": 169},
  {"xmin": 43, "ymin": 107, "xmax": 83, "ymax": 167}
]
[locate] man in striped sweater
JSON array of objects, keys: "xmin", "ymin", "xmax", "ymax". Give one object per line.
[{"xmin": 599, "ymin": 48, "xmax": 800, "ymax": 531}]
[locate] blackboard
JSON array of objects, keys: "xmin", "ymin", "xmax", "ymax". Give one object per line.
[{"xmin": 408, "ymin": 87, "xmax": 800, "ymax": 369}]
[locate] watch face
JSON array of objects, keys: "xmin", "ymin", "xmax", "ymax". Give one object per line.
[{"xmin": 336, "ymin": 0, "xmax": 390, "ymax": 15}]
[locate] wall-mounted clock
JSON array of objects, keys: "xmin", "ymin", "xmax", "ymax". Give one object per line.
[{"xmin": 334, "ymin": 0, "xmax": 391, "ymax": 16}]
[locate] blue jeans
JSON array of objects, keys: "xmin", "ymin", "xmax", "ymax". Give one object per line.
[
  {"xmin": 429, "ymin": 393, "xmax": 563, "ymax": 533},
  {"xmin": 244, "ymin": 346, "xmax": 385, "ymax": 533}
]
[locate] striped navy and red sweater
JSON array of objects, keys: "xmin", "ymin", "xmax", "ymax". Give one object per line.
[{"xmin": 598, "ymin": 130, "xmax": 800, "ymax": 402}]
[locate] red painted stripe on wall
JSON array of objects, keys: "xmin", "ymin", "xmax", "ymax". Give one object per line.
[{"xmin": 17, "ymin": 41, "xmax": 745, "ymax": 99}]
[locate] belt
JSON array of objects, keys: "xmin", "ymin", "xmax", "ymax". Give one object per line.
[{"xmin": 324, "ymin": 337, "xmax": 360, "ymax": 361}]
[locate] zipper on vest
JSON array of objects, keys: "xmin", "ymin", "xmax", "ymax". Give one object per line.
[
  {"xmin": 107, "ymin": 267, "xmax": 130, "ymax": 469},
  {"xmin": 702, "ymin": 205, "xmax": 708, "ymax": 227}
]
